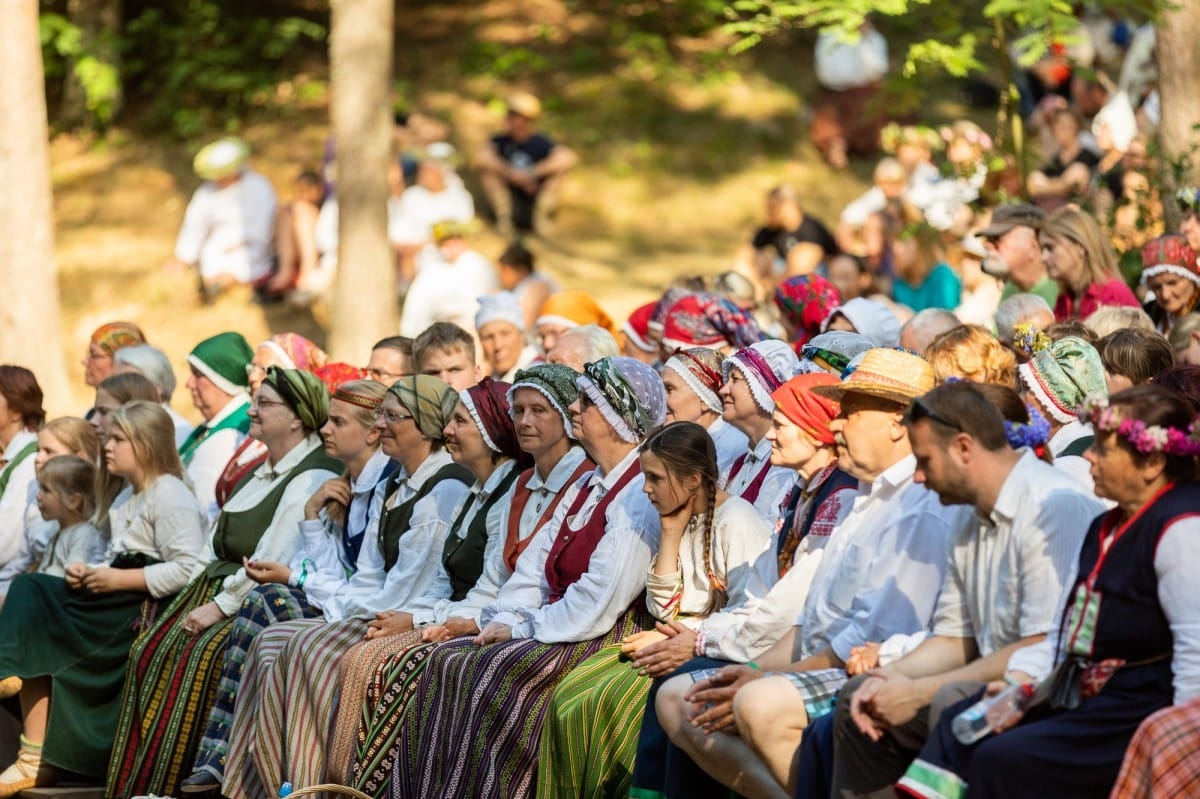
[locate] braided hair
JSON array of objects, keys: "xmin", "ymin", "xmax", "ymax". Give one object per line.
[{"xmin": 640, "ymin": 421, "xmax": 726, "ymax": 616}]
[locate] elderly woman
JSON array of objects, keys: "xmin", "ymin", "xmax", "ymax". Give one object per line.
[
  {"xmin": 476, "ymin": 292, "xmax": 537, "ymax": 381},
  {"xmin": 390, "ymin": 357, "xmax": 666, "ymax": 799},
  {"xmin": 899, "ymin": 385, "xmax": 1200, "ymax": 799},
  {"xmin": 106, "ymin": 368, "xmax": 341, "ymax": 799},
  {"xmin": 1039, "ymin": 206, "xmax": 1140, "ymax": 321},
  {"xmin": 1141, "ymin": 234, "xmax": 1200, "ymax": 335},
  {"xmin": 535, "ymin": 290, "xmax": 622, "ymax": 354},
  {"xmin": 662, "ymin": 347, "xmax": 748, "ymax": 477},
  {"xmin": 81, "ymin": 322, "xmax": 146, "ymax": 390},
  {"xmin": 324, "ymin": 364, "xmax": 592, "ymax": 796},
  {"xmin": 217, "ymin": 375, "xmax": 477, "ymax": 799},
  {"xmin": 659, "ymin": 291, "xmax": 765, "ymax": 358},
  {"xmin": 112, "ymin": 344, "xmax": 194, "ymax": 447},
  {"xmin": 925, "ymin": 324, "xmax": 1019, "ymax": 386},
  {"xmin": 0, "ymin": 368, "xmax": 44, "ymax": 577}
]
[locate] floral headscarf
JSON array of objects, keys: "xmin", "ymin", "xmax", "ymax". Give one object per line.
[
  {"xmin": 578, "ymin": 357, "xmax": 667, "ymax": 444},
  {"xmin": 661, "ymin": 292, "xmax": 765, "ymax": 352},
  {"xmin": 774, "ymin": 274, "xmax": 841, "ymax": 348}
]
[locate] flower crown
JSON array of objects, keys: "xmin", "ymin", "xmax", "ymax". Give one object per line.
[
  {"xmin": 1079, "ymin": 394, "xmax": 1200, "ymax": 457},
  {"xmin": 1004, "ymin": 405, "xmax": 1052, "ymax": 450},
  {"xmin": 1012, "ymin": 323, "xmax": 1051, "ymax": 358}
]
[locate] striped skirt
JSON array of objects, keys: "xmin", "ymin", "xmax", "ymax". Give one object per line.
[
  {"xmin": 326, "ymin": 631, "xmax": 437, "ymax": 795},
  {"xmin": 536, "ymin": 644, "xmax": 653, "ymax": 799},
  {"xmin": 193, "ymin": 584, "xmax": 322, "ymax": 781},
  {"xmin": 222, "ymin": 618, "xmax": 368, "ymax": 799},
  {"xmin": 107, "ymin": 575, "xmax": 234, "ymax": 799},
  {"xmin": 392, "ymin": 606, "xmax": 649, "ymax": 799}
]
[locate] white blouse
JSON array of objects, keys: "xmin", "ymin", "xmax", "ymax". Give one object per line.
[{"xmin": 107, "ymin": 474, "xmax": 209, "ymax": 598}]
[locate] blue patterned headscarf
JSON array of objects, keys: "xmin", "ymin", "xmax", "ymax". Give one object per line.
[{"xmin": 578, "ymin": 357, "xmax": 667, "ymax": 443}]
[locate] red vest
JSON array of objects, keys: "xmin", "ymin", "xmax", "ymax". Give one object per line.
[
  {"xmin": 504, "ymin": 458, "xmax": 594, "ymax": 572},
  {"xmin": 727, "ymin": 451, "xmax": 772, "ymax": 504},
  {"xmin": 543, "ymin": 460, "xmax": 641, "ymax": 603}
]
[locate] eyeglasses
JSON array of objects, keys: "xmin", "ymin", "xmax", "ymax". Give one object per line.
[
  {"xmin": 908, "ymin": 396, "xmax": 962, "ymax": 432},
  {"xmin": 246, "ymin": 363, "xmax": 268, "ymax": 378},
  {"xmin": 375, "ymin": 408, "xmax": 414, "ymax": 424},
  {"xmin": 252, "ymin": 398, "xmax": 289, "ymax": 411}
]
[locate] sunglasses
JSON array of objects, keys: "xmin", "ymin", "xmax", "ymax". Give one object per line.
[{"xmin": 908, "ymin": 396, "xmax": 963, "ymax": 432}]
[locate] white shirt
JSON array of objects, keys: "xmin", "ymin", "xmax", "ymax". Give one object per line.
[
  {"xmin": 498, "ymin": 346, "xmax": 540, "ymax": 382},
  {"xmin": 0, "ymin": 480, "xmax": 56, "ymax": 600},
  {"xmin": 39, "ymin": 521, "xmax": 106, "ymax": 577},
  {"xmin": 483, "ymin": 447, "xmax": 661, "ymax": 643},
  {"xmin": 186, "ymin": 394, "xmax": 251, "ymax": 527},
  {"xmin": 388, "ymin": 180, "xmax": 475, "ymax": 246},
  {"xmin": 815, "ymin": 27, "xmax": 888, "ymax": 91},
  {"xmin": 289, "ymin": 448, "xmax": 393, "ymax": 613},
  {"xmin": 722, "ymin": 436, "xmax": 794, "ymax": 525},
  {"xmin": 646, "ymin": 496, "xmax": 772, "ymax": 637},
  {"xmin": 704, "ymin": 467, "xmax": 860, "ymax": 662},
  {"xmin": 107, "ymin": 474, "xmax": 209, "ymax": 598},
  {"xmin": 1008, "ymin": 515, "xmax": 1200, "ymax": 704},
  {"xmin": 174, "ymin": 169, "xmax": 277, "ymax": 283},
  {"xmin": 0, "ymin": 431, "xmax": 39, "ymax": 572},
  {"xmin": 399, "ymin": 248, "xmax": 499, "ymax": 337},
  {"xmin": 931, "ymin": 451, "xmax": 1102, "ymax": 656},
  {"xmin": 209, "ymin": 436, "xmax": 339, "ymax": 615},
  {"xmin": 799, "ymin": 455, "xmax": 973, "ymax": 661},
  {"xmin": 708, "ymin": 417, "xmax": 749, "ymax": 483},
  {"xmin": 321, "ymin": 450, "xmax": 470, "ymax": 622}
]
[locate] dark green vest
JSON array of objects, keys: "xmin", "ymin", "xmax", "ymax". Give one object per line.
[
  {"xmin": 442, "ymin": 465, "xmax": 522, "ymax": 601},
  {"xmin": 378, "ymin": 462, "xmax": 473, "ymax": 572},
  {"xmin": 205, "ymin": 444, "xmax": 342, "ymax": 578},
  {"xmin": 1059, "ymin": 434, "xmax": 1095, "ymax": 458}
]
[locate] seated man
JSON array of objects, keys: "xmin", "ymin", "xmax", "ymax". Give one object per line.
[
  {"xmin": 411, "ymin": 322, "xmax": 481, "ymax": 391},
  {"xmin": 474, "ymin": 92, "xmax": 577, "ymax": 235},
  {"xmin": 475, "ymin": 292, "xmax": 537, "ymax": 381},
  {"xmin": 364, "ymin": 336, "xmax": 414, "ymax": 385},
  {"xmin": 735, "ymin": 185, "xmax": 839, "ymax": 299},
  {"xmin": 830, "ymin": 381, "xmax": 1103, "ymax": 798}
]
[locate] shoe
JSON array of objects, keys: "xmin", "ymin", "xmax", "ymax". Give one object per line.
[
  {"xmin": 0, "ymin": 736, "xmax": 56, "ymax": 798},
  {"xmin": 179, "ymin": 771, "xmax": 221, "ymax": 795},
  {"xmin": 0, "ymin": 677, "xmax": 20, "ymax": 699}
]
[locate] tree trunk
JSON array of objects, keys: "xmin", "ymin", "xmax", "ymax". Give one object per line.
[
  {"xmin": 0, "ymin": 1, "xmax": 72, "ymax": 411},
  {"xmin": 60, "ymin": 0, "xmax": 124, "ymax": 129},
  {"xmin": 325, "ymin": 0, "xmax": 396, "ymax": 362},
  {"xmin": 1156, "ymin": 2, "xmax": 1200, "ymax": 230}
]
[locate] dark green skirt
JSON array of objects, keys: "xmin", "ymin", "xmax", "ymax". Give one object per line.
[{"xmin": 0, "ymin": 572, "xmax": 148, "ymax": 777}]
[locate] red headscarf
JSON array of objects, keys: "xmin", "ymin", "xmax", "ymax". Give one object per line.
[{"xmin": 769, "ymin": 373, "xmax": 841, "ymax": 445}]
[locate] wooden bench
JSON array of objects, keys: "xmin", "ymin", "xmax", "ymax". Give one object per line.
[{"xmin": 21, "ymin": 787, "xmax": 105, "ymax": 799}]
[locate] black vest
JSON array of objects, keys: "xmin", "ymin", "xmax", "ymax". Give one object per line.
[{"xmin": 378, "ymin": 462, "xmax": 473, "ymax": 572}]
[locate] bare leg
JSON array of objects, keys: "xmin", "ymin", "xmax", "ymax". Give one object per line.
[
  {"xmin": 656, "ymin": 674, "xmax": 791, "ymax": 799},
  {"xmin": 18, "ymin": 678, "xmax": 49, "ymax": 744},
  {"xmin": 478, "ymin": 170, "xmax": 514, "ymax": 235},
  {"xmin": 733, "ymin": 675, "xmax": 809, "ymax": 792}
]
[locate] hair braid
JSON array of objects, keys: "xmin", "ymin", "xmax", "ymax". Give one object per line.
[{"xmin": 700, "ymin": 476, "xmax": 726, "ymax": 616}]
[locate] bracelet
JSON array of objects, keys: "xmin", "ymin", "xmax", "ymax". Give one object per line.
[
  {"xmin": 296, "ymin": 560, "xmax": 311, "ymax": 590},
  {"xmin": 694, "ymin": 629, "xmax": 707, "ymax": 657},
  {"xmin": 747, "ymin": 661, "xmax": 760, "ymax": 671}
]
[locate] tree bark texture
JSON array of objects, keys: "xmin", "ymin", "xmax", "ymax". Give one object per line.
[{"xmin": 1156, "ymin": 2, "xmax": 1200, "ymax": 230}]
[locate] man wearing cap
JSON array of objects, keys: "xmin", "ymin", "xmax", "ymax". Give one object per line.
[
  {"xmin": 165, "ymin": 137, "xmax": 278, "ymax": 302},
  {"xmin": 647, "ymin": 349, "xmax": 972, "ymax": 799},
  {"xmin": 476, "ymin": 292, "xmax": 537, "ymax": 381},
  {"xmin": 473, "ymin": 92, "xmax": 578, "ymax": 235},
  {"xmin": 830, "ymin": 381, "xmax": 1102, "ymax": 799},
  {"xmin": 398, "ymin": 221, "xmax": 498, "ymax": 338},
  {"xmin": 180, "ymin": 332, "xmax": 255, "ymax": 524},
  {"xmin": 979, "ymin": 204, "xmax": 1059, "ymax": 309}
]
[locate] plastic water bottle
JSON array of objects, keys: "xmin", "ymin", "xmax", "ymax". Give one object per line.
[
  {"xmin": 279, "ymin": 782, "xmax": 294, "ymax": 798},
  {"xmin": 951, "ymin": 682, "xmax": 1035, "ymax": 744}
]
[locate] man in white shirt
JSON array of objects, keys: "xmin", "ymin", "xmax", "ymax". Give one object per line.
[
  {"xmin": 399, "ymin": 223, "xmax": 498, "ymax": 339},
  {"xmin": 830, "ymin": 381, "xmax": 1103, "ymax": 799},
  {"xmin": 166, "ymin": 138, "xmax": 278, "ymax": 302}
]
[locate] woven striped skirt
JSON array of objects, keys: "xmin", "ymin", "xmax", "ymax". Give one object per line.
[
  {"xmin": 106, "ymin": 574, "xmax": 234, "ymax": 799},
  {"xmin": 325, "ymin": 630, "xmax": 436, "ymax": 795},
  {"xmin": 391, "ymin": 606, "xmax": 649, "ymax": 799},
  {"xmin": 222, "ymin": 618, "xmax": 368, "ymax": 799},
  {"xmin": 535, "ymin": 644, "xmax": 653, "ymax": 799}
]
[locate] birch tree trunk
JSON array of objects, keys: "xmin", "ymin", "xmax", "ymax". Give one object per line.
[{"xmin": 1156, "ymin": 2, "xmax": 1200, "ymax": 230}]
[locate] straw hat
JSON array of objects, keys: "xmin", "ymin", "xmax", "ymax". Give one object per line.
[
  {"xmin": 193, "ymin": 137, "xmax": 250, "ymax": 181},
  {"xmin": 811, "ymin": 348, "xmax": 933, "ymax": 406},
  {"xmin": 506, "ymin": 92, "xmax": 542, "ymax": 120}
]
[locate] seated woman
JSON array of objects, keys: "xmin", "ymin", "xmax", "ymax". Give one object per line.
[
  {"xmin": 390, "ymin": 357, "xmax": 666, "ymax": 799},
  {"xmin": 1140, "ymin": 234, "xmax": 1200, "ymax": 335},
  {"xmin": 898, "ymin": 385, "xmax": 1200, "ymax": 799},
  {"xmin": 891, "ymin": 221, "xmax": 961, "ymax": 313},
  {"xmin": 0, "ymin": 367, "xmax": 46, "ymax": 580},
  {"xmin": 924, "ymin": 324, "xmax": 1018, "ymax": 386},
  {"xmin": 215, "ymin": 376, "xmax": 478, "ymax": 799},
  {"xmin": 180, "ymin": 380, "xmax": 391, "ymax": 791},
  {"xmin": 773, "ymin": 273, "xmax": 843, "ymax": 351},
  {"xmin": 661, "ymin": 348, "xmax": 747, "ymax": 478},
  {"xmin": 106, "ymin": 369, "xmax": 341, "ymax": 799},
  {"xmin": 1040, "ymin": 206, "xmax": 1140, "ymax": 321},
  {"xmin": 718, "ymin": 341, "xmax": 800, "ymax": 522},
  {"xmin": 0, "ymin": 402, "xmax": 207, "ymax": 794},
  {"xmin": 537, "ymin": 421, "xmax": 774, "ymax": 798},
  {"xmin": 327, "ymin": 364, "xmax": 591, "ymax": 795}
]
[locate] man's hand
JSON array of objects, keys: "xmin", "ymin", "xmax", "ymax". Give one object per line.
[
  {"xmin": 627, "ymin": 621, "xmax": 698, "ymax": 678},
  {"xmin": 852, "ymin": 671, "xmax": 927, "ymax": 732},
  {"xmin": 683, "ymin": 665, "xmax": 763, "ymax": 734},
  {"xmin": 365, "ymin": 610, "xmax": 414, "ymax": 640}
]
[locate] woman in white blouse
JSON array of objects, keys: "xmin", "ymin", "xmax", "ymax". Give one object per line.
[
  {"xmin": 0, "ymin": 401, "xmax": 207, "ymax": 795},
  {"xmin": 538, "ymin": 420, "xmax": 773, "ymax": 797}
]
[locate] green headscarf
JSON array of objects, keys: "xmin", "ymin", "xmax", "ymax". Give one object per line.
[
  {"xmin": 388, "ymin": 374, "xmax": 458, "ymax": 440},
  {"xmin": 262, "ymin": 366, "xmax": 330, "ymax": 432}
]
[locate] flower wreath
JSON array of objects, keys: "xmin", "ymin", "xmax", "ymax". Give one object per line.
[
  {"xmin": 1004, "ymin": 405, "xmax": 1052, "ymax": 450},
  {"xmin": 1079, "ymin": 394, "xmax": 1200, "ymax": 457},
  {"xmin": 1012, "ymin": 323, "xmax": 1051, "ymax": 358}
]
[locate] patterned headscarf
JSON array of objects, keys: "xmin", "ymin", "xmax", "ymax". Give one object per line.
[
  {"xmin": 648, "ymin": 287, "xmax": 694, "ymax": 334},
  {"xmin": 623, "ymin": 302, "xmax": 659, "ymax": 353},
  {"xmin": 722, "ymin": 340, "xmax": 801, "ymax": 413},
  {"xmin": 1018, "ymin": 336, "xmax": 1107, "ymax": 424},
  {"xmin": 262, "ymin": 366, "xmax": 330, "ymax": 432},
  {"xmin": 536, "ymin": 291, "xmax": 621, "ymax": 342},
  {"xmin": 661, "ymin": 292, "xmax": 765, "ymax": 352},
  {"xmin": 508, "ymin": 362, "xmax": 581, "ymax": 437},
  {"xmin": 1141, "ymin": 234, "xmax": 1200, "ymax": 287},
  {"xmin": 388, "ymin": 374, "xmax": 458, "ymax": 440},
  {"xmin": 774, "ymin": 274, "xmax": 841, "ymax": 348},
  {"xmin": 770, "ymin": 373, "xmax": 841, "ymax": 445},
  {"xmin": 578, "ymin": 357, "xmax": 667, "ymax": 444},
  {"xmin": 664, "ymin": 347, "xmax": 724, "ymax": 413},
  {"xmin": 801, "ymin": 331, "xmax": 877, "ymax": 376},
  {"xmin": 259, "ymin": 333, "xmax": 329, "ymax": 372},
  {"xmin": 461, "ymin": 377, "xmax": 527, "ymax": 464},
  {"xmin": 90, "ymin": 322, "xmax": 147, "ymax": 357},
  {"xmin": 314, "ymin": 362, "xmax": 367, "ymax": 392}
]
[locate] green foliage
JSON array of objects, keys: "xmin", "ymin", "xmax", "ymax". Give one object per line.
[{"xmin": 39, "ymin": 11, "xmax": 122, "ymax": 126}]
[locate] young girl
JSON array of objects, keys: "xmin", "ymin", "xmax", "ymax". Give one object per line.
[
  {"xmin": 0, "ymin": 400, "xmax": 208, "ymax": 794},
  {"xmin": 35, "ymin": 455, "xmax": 103, "ymax": 578}
]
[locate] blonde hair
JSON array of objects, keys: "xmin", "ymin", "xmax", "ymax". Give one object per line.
[
  {"xmin": 109, "ymin": 401, "xmax": 185, "ymax": 483},
  {"xmin": 38, "ymin": 455, "xmax": 97, "ymax": 521},
  {"xmin": 43, "ymin": 417, "xmax": 100, "ymax": 463},
  {"xmin": 1084, "ymin": 306, "xmax": 1155, "ymax": 338},
  {"xmin": 332, "ymin": 379, "xmax": 389, "ymax": 429},
  {"xmin": 925, "ymin": 324, "xmax": 1018, "ymax": 386},
  {"xmin": 1040, "ymin": 206, "xmax": 1122, "ymax": 293}
]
